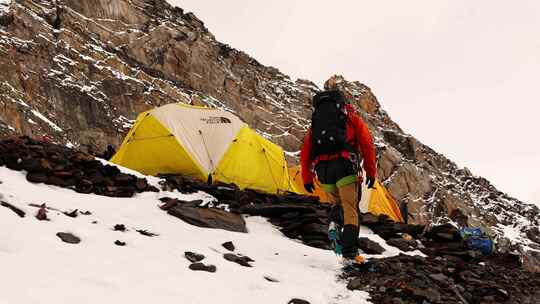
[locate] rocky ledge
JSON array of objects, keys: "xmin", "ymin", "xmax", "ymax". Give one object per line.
[{"xmin": 0, "ymin": 136, "xmax": 158, "ymax": 196}]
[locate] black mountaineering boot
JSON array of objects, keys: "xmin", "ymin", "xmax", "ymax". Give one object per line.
[
  {"xmin": 341, "ymin": 224, "xmax": 364, "ymax": 264},
  {"xmin": 341, "ymin": 224, "xmax": 359, "ymax": 258}
]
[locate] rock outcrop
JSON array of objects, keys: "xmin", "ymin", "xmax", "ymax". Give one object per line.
[
  {"xmin": 0, "ymin": 0, "xmax": 315, "ymax": 152},
  {"xmin": 0, "ymin": 0, "xmax": 538, "ymax": 270},
  {"xmin": 0, "ymin": 136, "xmax": 158, "ymax": 196}
]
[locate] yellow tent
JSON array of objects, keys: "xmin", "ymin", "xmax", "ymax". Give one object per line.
[
  {"xmin": 289, "ymin": 165, "xmax": 404, "ymax": 222},
  {"xmin": 111, "ymin": 103, "xmax": 300, "ymax": 194}
]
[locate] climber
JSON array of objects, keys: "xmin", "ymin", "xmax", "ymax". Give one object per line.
[{"xmin": 300, "ymin": 89, "xmax": 376, "ymax": 265}]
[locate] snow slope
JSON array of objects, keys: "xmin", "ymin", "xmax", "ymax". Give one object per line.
[{"xmin": 0, "ymin": 165, "xmax": 417, "ymax": 304}]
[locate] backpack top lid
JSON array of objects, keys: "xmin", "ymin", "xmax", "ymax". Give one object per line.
[{"xmin": 312, "ymin": 90, "xmax": 345, "ymax": 108}]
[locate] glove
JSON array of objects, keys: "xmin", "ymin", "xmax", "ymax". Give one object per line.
[
  {"xmin": 365, "ymin": 176, "xmax": 375, "ymax": 189},
  {"xmin": 304, "ymin": 183, "xmax": 314, "ymax": 193}
]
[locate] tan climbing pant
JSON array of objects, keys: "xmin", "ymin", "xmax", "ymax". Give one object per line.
[{"xmin": 326, "ymin": 182, "xmax": 360, "ymax": 226}]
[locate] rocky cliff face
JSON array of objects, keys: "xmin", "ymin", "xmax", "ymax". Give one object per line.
[{"xmin": 0, "ymin": 0, "xmax": 538, "ymax": 271}]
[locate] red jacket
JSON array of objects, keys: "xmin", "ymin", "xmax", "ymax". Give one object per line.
[{"xmin": 300, "ymin": 105, "xmax": 376, "ymax": 184}]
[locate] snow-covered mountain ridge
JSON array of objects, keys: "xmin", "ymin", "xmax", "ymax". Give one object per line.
[{"xmin": 0, "ymin": 0, "xmax": 538, "ymax": 272}]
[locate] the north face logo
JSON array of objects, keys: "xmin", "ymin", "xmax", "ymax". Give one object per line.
[{"xmin": 200, "ymin": 116, "xmax": 232, "ymax": 124}]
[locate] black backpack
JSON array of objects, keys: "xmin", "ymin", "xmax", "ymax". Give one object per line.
[{"xmin": 311, "ymin": 90, "xmax": 349, "ymax": 158}]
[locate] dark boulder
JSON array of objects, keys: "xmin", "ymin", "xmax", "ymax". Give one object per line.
[
  {"xmin": 21, "ymin": 158, "xmax": 51, "ymax": 173},
  {"xmin": 222, "ymin": 241, "xmax": 235, "ymax": 251},
  {"xmin": 288, "ymin": 299, "xmax": 310, "ymax": 304},
  {"xmin": 264, "ymin": 276, "xmax": 279, "ymax": 282},
  {"xmin": 189, "ymin": 263, "xmax": 216, "ymax": 273},
  {"xmin": 46, "ymin": 175, "xmax": 76, "ymax": 187},
  {"xmin": 386, "ymin": 238, "xmax": 417, "ymax": 252},
  {"xmin": 223, "ymin": 253, "xmax": 254, "ymax": 267},
  {"xmin": 56, "ymin": 232, "xmax": 81, "ymax": 244},
  {"xmin": 114, "ymin": 224, "xmax": 127, "ymax": 232},
  {"xmin": 185, "ymin": 251, "xmax": 205, "ymax": 263},
  {"xmin": 358, "ymin": 237, "xmax": 386, "ymax": 255},
  {"xmin": 75, "ymin": 179, "xmax": 93, "ymax": 193},
  {"xmin": 426, "ymin": 224, "xmax": 461, "ymax": 242},
  {"xmin": 1, "ymin": 201, "xmax": 25, "ymax": 217},
  {"xmin": 168, "ymin": 205, "xmax": 247, "ymax": 233},
  {"xmin": 136, "ymin": 229, "xmax": 158, "ymax": 237},
  {"xmin": 63, "ymin": 209, "xmax": 78, "ymax": 218},
  {"xmin": 26, "ymin": 172, "xmax": 48, "ymax": 183}
]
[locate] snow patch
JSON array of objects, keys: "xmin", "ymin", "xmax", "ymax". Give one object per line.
[
  {"xmin": 0, "ymin": 166, "xmax": 373, "ymax": 304},
  {"xmin": 31, "ymin": 110, "xmax": 63, "ymax": 132},
  {"xmin": 0, "ymin": 0, "xmax": 11, "ymax": 14},
  {"xmin": 284, "ymin": 150, "xmax": 300, "ymax": 158},
  {"xmin": 113, "ymin": 115, "xmax": 136, "ymax": 130}
]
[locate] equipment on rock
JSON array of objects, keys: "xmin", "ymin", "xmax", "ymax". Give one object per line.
[
  {"xmin": 460, "ymin": 227, "xmax": 494, "ymax": 255},
  {"xmin": 111, "ymin": 103, "xmax": 300, "ymax": 194}
]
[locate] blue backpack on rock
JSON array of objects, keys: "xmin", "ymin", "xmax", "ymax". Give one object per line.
[{"xmin": 460, "ymin": 227, "xmax": 494, "ymax": 255}]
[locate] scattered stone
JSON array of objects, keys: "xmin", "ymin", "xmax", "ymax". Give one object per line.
[
  {"xmin": 427, "ymin": 224, "xmax": 461, "ymax": 242},
  {"xmin": 75, "ymin": 179, "xmax": 93, "ymax": 194},
  {"xmin": 223, "ymin": 253, "xmax": 254, "ymax": 267},
  {"xmin": 358, "ymin": 237, "xmax": 385, "ymax": 255},
  {"xmin": 288, "ymin": 299, "xmax": 310, "ymax": 304},
  {"xmin": 264, "ymin": 276, "xmax": 279, "ymax": 282},
  {"xmin": 1, "ymin": 201, "xmax": 25, "ymax": 217},
  {"xmin": 80, "ymin": 210, "xmax": 92, "ymax": 215},
  {"xmin": 136, "ymin": 229, "xmax": 158, "ymax": 237},
  {"xmin": 114, "ymin": 224, "xmax": 127, "ymax": 232},
  {"xmin": 20, "ymin": 158, "xmax": 50, "ymax": 173},
  {"xmin": 159, "ymin": 198, "xmax": 179, "ymax": 210},
  {"xmin": 189, "ymin": 262, "xmax": 216, "ymax": 273},
  {"xmin": 114, "ymin": 240, "xmax": 126, "ymax": 246},
  {"xmin": 346, "ymin": 278, "xmax": 364, "ymax": 290},
  {"xmin": 222, "ymin": 241, "xmax": 235, "ymax": 251},
  {"xmin": 386, "ymin": 238, "xmax": 416, "ymax": 252},
  {"xmin": 429, "ymin": 273, "xmax": 449, "ymax": 286},
  {"xmin": 36, "ymin": 204, "xmax": 48, "ymax": 221},
  {"xmin": 91, "ymin": 220, "xmax": 98, "ymax": 224},
  {"xmin": 26, "ymin": 172, "xmax": 48, "ymax": 183},
  {"xmin": 167, "ymin": 205, "xmax": 247, "ymax": 233},
  {"xmin": 412, "ymin": 287, "xmax": 441, "ymax": 303},
  {"xmin": 135, "ymin": 178, "xmax": 149, "ymax": 191},
  {"xmin": 63, "ymin": 209, "xmax": 78, "ymax": 218},
  {"xmin": 159, "ymin": 176, "xmax": 423, "ymax": 252},
  {"xmin": 184, "ymin": 251, "xmax": 205, "ymax": 263},
  {"xmin": 343, "ymin": 253, "xmax": 540, "ymax": 304},
  {"xmin": 56, "ymin": 232, "xmax": 80, "ymax": 244}
]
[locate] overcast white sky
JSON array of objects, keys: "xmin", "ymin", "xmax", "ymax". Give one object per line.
[{"xmin": 170, "ymin": 0, "xmax": 540, "ymax": 206}]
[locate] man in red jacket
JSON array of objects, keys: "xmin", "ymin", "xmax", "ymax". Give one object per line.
[{"xmin": 300, "ymin": 90, "xmax": 376, "ymax": 263}]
